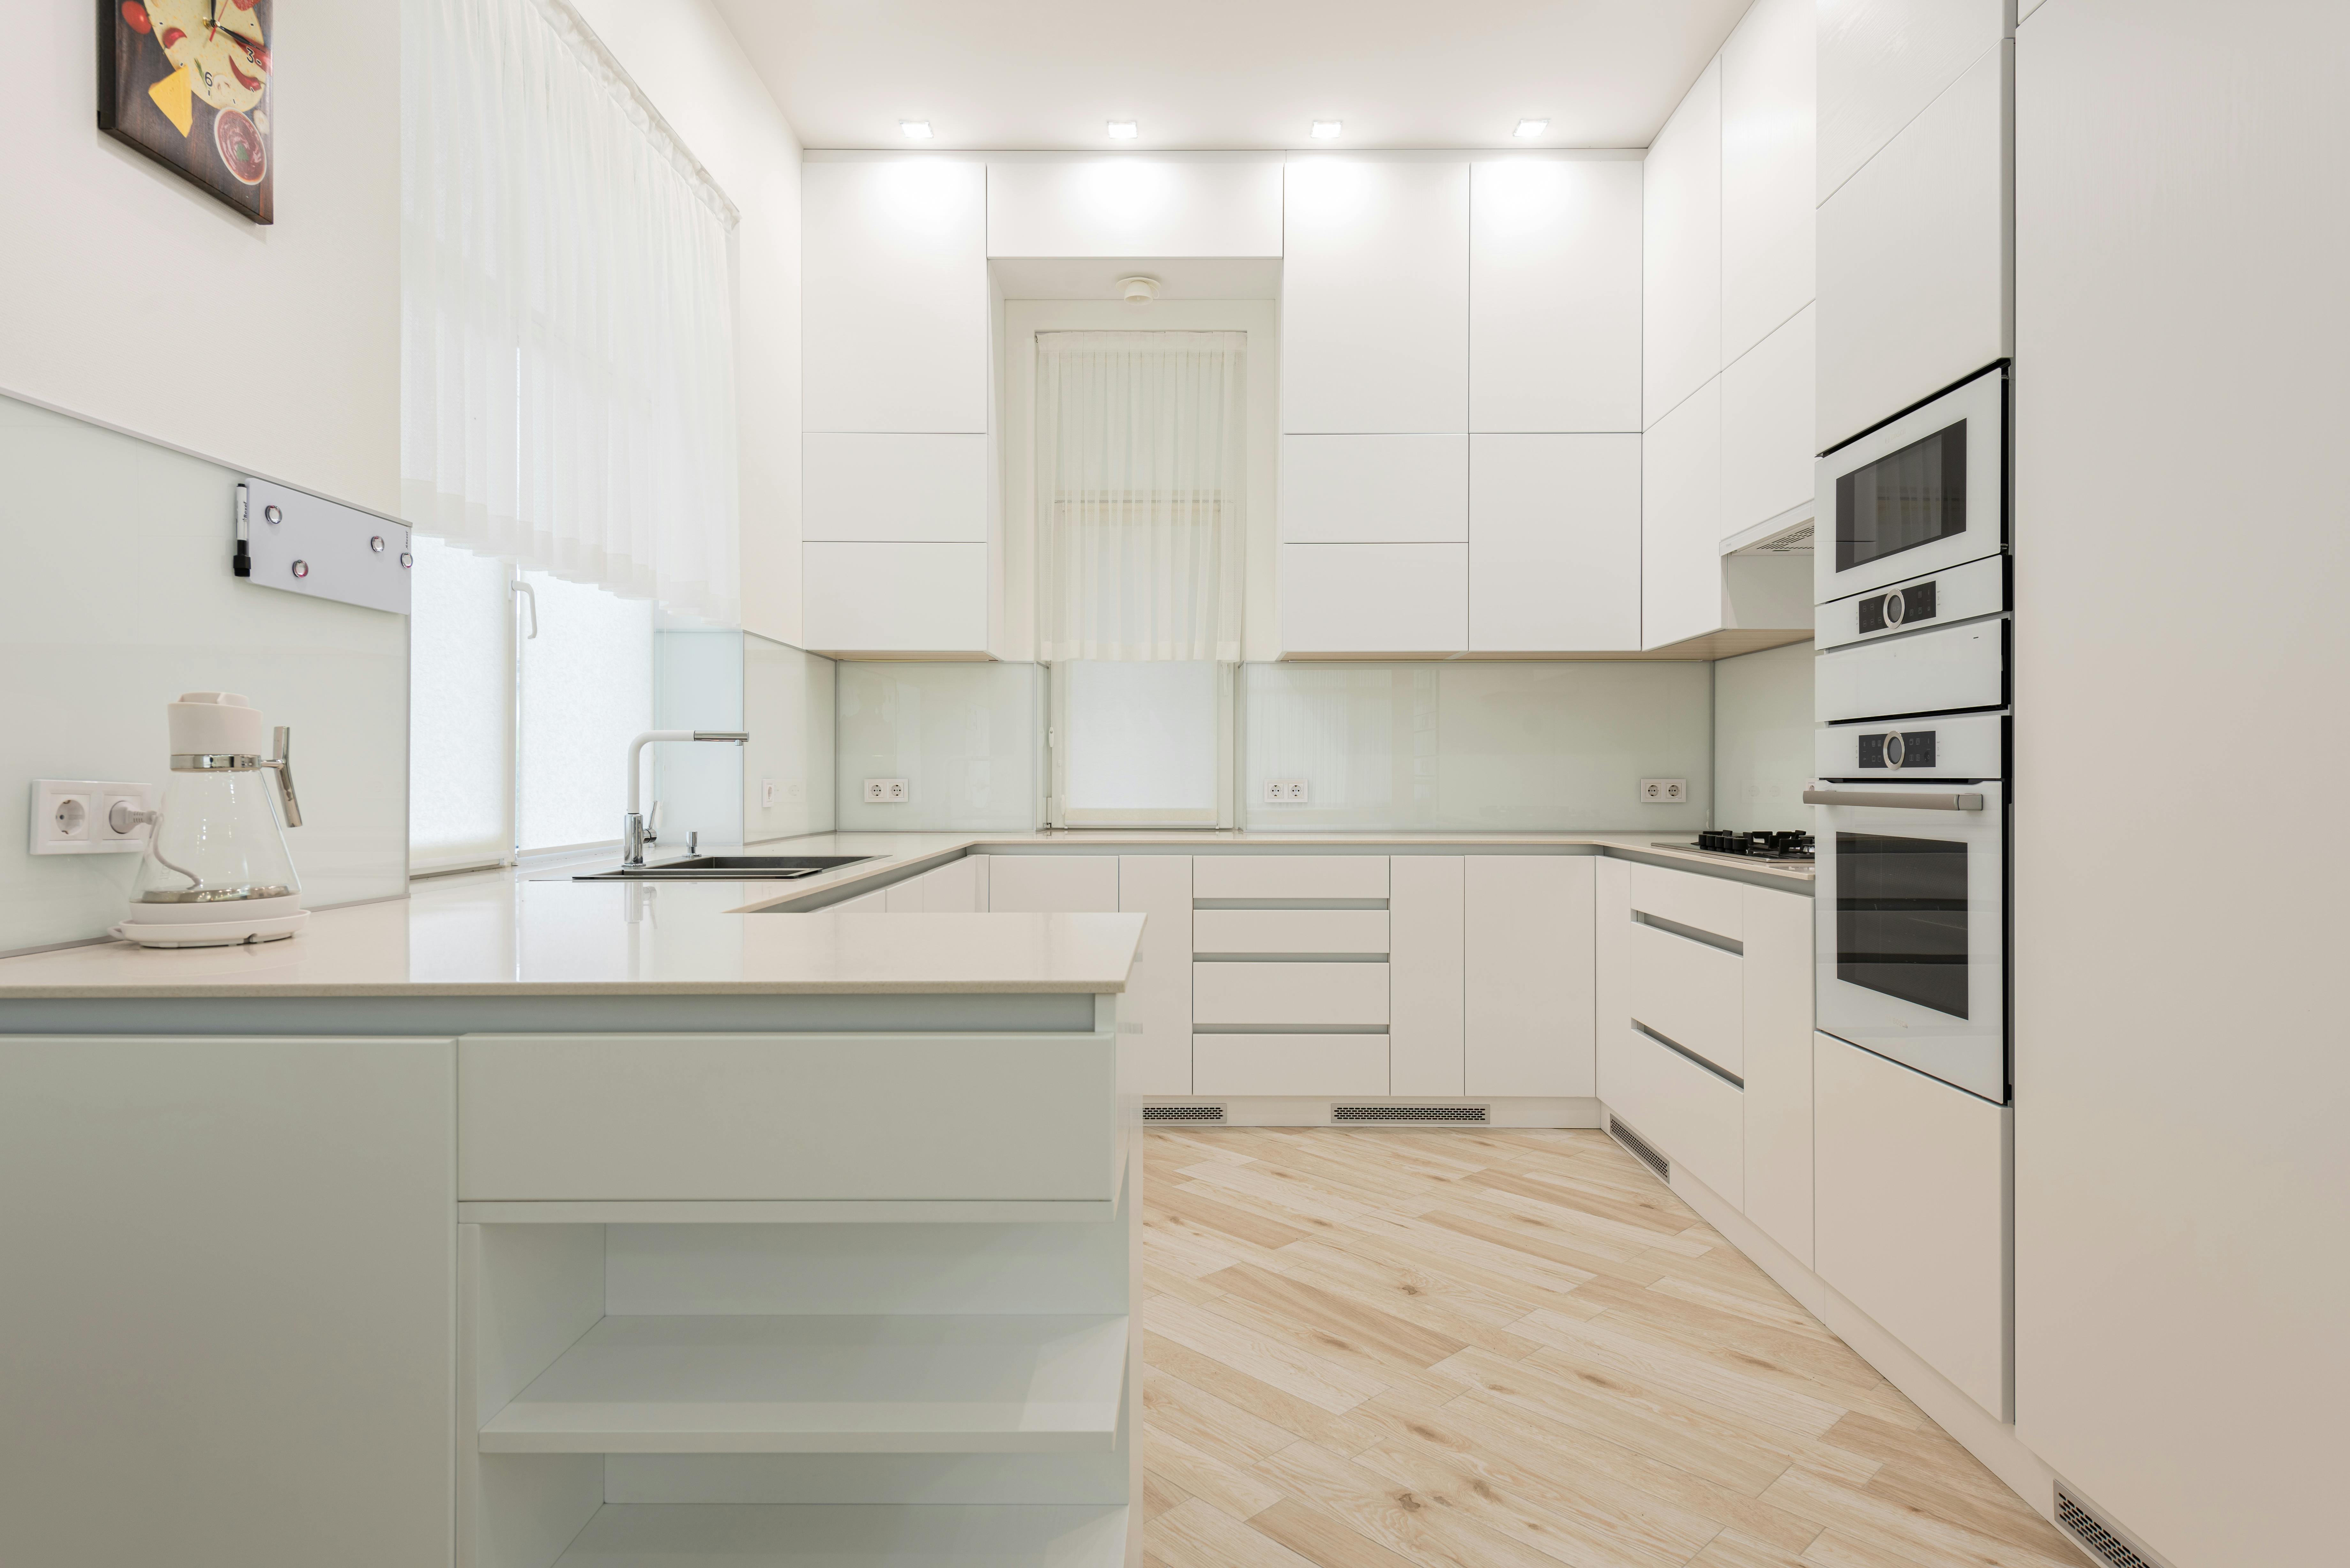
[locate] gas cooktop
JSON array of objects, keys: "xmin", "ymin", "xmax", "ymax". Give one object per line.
[{"xmin": 1657, "ymin": 830, "xmax": 1815, "ymax": 863}]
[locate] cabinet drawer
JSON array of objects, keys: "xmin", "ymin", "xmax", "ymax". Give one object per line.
[
  {"xmin": 1194, "ymin": 1035, "xmax": 1390, "ymax": 1097},
  {"xmin": 458, "ymin": 1033, "xmax": 1120, "ymax": 1202},
  {"xmin": 1626, "ymin": 920, "xmax": 1745, "ymax": 1080},
  {"xmin": 1193, "ymin": 962, "xmax": 1389, "ymax": 1027},
  {"xmin": 1191, "ymin": 856, "xmax": 1388, "ymax": 901},
  {"xmin": 1628, "ymin": 863, "xmax": 1744, "ymax": 941},
  {"xmin": 1192, "ymin": 909, "xmax": 1390, "ymax": 956},
  {"xmin": 1599, "ymin": 1025, "xmax": 1742, "ymax": 1207}
]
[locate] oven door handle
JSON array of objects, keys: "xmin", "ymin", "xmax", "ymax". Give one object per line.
[{"xmin": 1804, "ymin": 787, "xmax": 1986, "ymax": 811}]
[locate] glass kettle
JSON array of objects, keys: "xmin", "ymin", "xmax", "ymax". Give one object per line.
[{"xmin": 114, "ymin": 692, "xmax": 310, "ymax": 948}]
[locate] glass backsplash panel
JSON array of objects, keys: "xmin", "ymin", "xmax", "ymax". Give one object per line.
[{"xmin": 835, "ymin": 662, "xmax": 1042, "ymax": 831}]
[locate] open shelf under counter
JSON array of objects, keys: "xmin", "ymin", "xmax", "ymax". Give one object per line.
[
  {"xmin": 552, "ymin": 1503, "xmax": 1131, "ymax": 1566},
  {"xmin": 480, "ymin": 1314, "xmax": 1129, "ymax": 1455}
]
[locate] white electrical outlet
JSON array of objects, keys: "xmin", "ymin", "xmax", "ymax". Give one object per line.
[
  {"xmin": 1640, "ymin": 778, "xmax": 1688, "ymax": 805},
  {"xmin": 864, "ymin": 778, "xmax": 909, "ymax": 803},
  {"xmin": 30, "ymin": 780, "xmax": 156, "ymax": 855},
  {"xmin": 760, "ymin": 778, "xmax": 778, "ymax": 808},
  {"xmin": 1260, "ymin": 778, "xmax": 1310, "ymax": 804}
]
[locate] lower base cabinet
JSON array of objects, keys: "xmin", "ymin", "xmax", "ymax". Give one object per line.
[
  {"xmin": 1814, "ymin": 1032, "xmax": 2011, "ymax": 1421},
  {"xmin": 1465, "ymin": 855, "xmax": 1596, "ymax": 1097},
  {"xmin": 1193, "ymin": 1033, "xmax": 1390, "ymax": 1097},
  {"xmin": 1597, "ymin": 1023, "xmax": 1744, "ymax": 1206}
]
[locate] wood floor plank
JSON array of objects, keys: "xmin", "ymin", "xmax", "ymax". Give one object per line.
[
  {"xmin": 1151, "ymin": 1180, "xmax": 1320, "ymax": 1251},
  {"xmin": 1150, "ymin": 1496, "xmax": 1325, "ymax": 1568},
  {"xmin": 1251, "ymin": 1438, "xmax": 1606, "ymax": 1568},
  {"xmin": 1245, "ymin": 1496, "xmax": 1429, "ymax": 1568},
  {"xmin": 1208, "ymin": 1260, "xmax": 1472, "ymax": 1369},
  {"xmin": 1144, "ymin": 1330, "xmax": 1388, "ymax": 1455},
  {"xmin": 1147, "ymin": 1424, "xmax": 1289, "ymax": 1522},
  {"xmin": 1143, "ymin": 1466, "xmax": 1192, "ymax": 1522},
  {"xmin": 1149, "ymin": 1293, "xmax": 1392, "ymax": 1413},
  {"xmin": 1144, "ymin": 1363, "xmax": 1304, "ymax": 1460}
]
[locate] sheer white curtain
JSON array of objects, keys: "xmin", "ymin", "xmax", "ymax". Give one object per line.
[
  {"xmin": 401, "ymin": 0, "xmax": 740, "ymax": 626},
  {"xmin": 1035, "ymin": 331, "xmax": 1245, "ymax": 662}
]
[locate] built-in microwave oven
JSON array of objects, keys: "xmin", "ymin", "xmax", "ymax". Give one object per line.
[{"xmin": 1815, "ymin": 365, "xmax": 2007, "ymax": 605}]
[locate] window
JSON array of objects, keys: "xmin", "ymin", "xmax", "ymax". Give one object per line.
[{"xmin": 1050, "ymin": 661, "xmax": 1233, "ymax": 827}]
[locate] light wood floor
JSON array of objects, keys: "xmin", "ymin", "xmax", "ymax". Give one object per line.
[{"xmin": 1139, "ymin": 1127, "xmax": 2089, "ymax": 1568}]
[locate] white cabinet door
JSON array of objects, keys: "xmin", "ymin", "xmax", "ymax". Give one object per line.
[
  {"xmin": 1280, "ymin": 543, "xmax": 1467, "ymax": 655},
  {"xmin": 1819, "ymin": 0, "xmax": 2007, "ymax": 197},
  {"xmin": 1119, "ymin": 855, "xmax": 1193, "ymax": 1097},
  {"xmin": 1465, "ymin": 856, "xmax": 1596, "ymax": 1097},
  {"xmin": 1469, "ymin": 158, "xmax": 1643, "ymax": 433},
  {"xmin": 1282, "ymin": 157, "xmax": 1469, "ymax": 433},
  {"xmin": 1627, "ymin": 921, "xmax": 1744, "ymax": 1080},
  {"xmin": 988, "ymin": 855, "xmax": 1120, "ymax": 912},
  {"xmin": 1194, "ymin": 1035, "xmax": 1390, "ymax": 1097},
  {"xmin": 1281, "ymin": 434, "xmax": 1467, "ymax": 543},
  {"xmin": 1643, "ymin": 59, "xmax": 1723, "ymax": 427},
  {"xmin": 883, "ymin": 856, "xmax": 981, "ymax": 912},
  {"xmin": 802, "ymin": 159, "xmax": 988, "ymax": 434},
  {"xmin": 1595, "ymin": 856, "xmax": 1632, "ymax": 1055},
  {"xmin": 803, "ymin": 542, "xmax": 987, "ymax": 655},
  {"xmin": 1468, "ymin": 434, "xmax": 1641, "ymax": 652},
  {"xmin": 1190, "ymin": 856, "xmax": 1387, "ymax": 900},
  {"xmin": 1817, "ymin": 41, "xmax": 2011, "ymax": 448},
  {"xmin": 1721, "ymin": 0, "xmax": 1817, "ymax": 364},
  {"xmin": 1390, "ymin": 855, "xmax": 1465, "ymax": 1097},
  {"xmin": 1816, "ymin": 1032, "xmax": 2010, "ymax": 1419},
  {"xmin": 986, "ymin": 157, "xmax": 1283, "ymax": 257},
  {"xmin": 0, "ymin": 1036, "xmax": 455, "ymax": 1568},
  {"xmin": 1600, "ymin": 1023, "xmax": 1744, "ymax": 1205},
  {"xmin": 1641, "ymin": 377, "xmax": 1723, "ymax": 649},
  {"xmin": 830, "ymin": 887, "xmax": 887, "ymax": 913},
  {"xmin": 803, "ymin": 433, "xmax": 988, "ymax": 542},
  {"xmin": 1741, "ymin": 887, "xmax": 1814, "ymax": 1265},
  {"xmin": 1194, "ymin": 963, "xmax": 1389, "ymax": 1029},
  {"xmin": 1720, "ymin": 305, "xmax": 1817, "ymax": 535}
]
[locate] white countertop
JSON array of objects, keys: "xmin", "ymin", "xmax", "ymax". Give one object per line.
[{"xmin": 0, "ymin": 830, "xmax": 1805, "ymax": 999}]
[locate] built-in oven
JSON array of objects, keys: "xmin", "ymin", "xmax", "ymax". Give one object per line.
[
  {"xmin": 1816, "ymin": 365, "xmax": 2006, "ymax": 605},
  {"xmin": 1806, "ymin": 712, "xmax": 2007, "ymax": 1104}
]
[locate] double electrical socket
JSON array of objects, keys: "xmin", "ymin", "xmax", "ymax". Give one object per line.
[
  {"xmin": 1640, "ymin": 778, "xmax": 1688, "ymax": 804},
  {"xmin": 863, "ymin": 778, "xmax": 909, "ymax": 804},
  {"xmin": 29, "ymin": 780, "xmax": 158, "ymax": 856},
  {"xmin": 1260, "ymin": 778, "xmax": 1310, "ymax": 805}
]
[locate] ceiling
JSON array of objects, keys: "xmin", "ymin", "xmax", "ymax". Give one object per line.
[{"xmin": 709, "ymin": 0, "xmax": 1755, "ymax": 152}]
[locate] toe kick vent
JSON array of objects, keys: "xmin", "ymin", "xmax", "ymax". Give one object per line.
[
  {"xmin": 1144, "ymin": 1104, "xmax": 1227, "ymax": 1123},
  {"xmin": 1608, "ymin": 1116, "xmax": 1671, "ymax": 1182},
  {"xmin": 2056, "ymin": 1487, "xmax": 2168, "ymax": 1568},
  {"xmin": 1332, "ymin": 1104, "xmax": 1489, "ymax": 1124}
]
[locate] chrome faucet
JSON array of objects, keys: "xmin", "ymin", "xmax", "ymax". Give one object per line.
[{"xmin": 623, "ymin": 730, "xmax": 748, "ymax": 866}]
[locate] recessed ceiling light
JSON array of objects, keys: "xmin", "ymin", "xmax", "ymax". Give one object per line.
[
  {"xmin": 1106, "ymin": 120, "xmax": 1139, "ymax": 140},
  {"xmin": 1514, "ymin": 118, "xmax": 1549, "ymax": 139},
  {"xmin": 1310, "ymin": 120, "xmax": 1343, "ymax": 140},
  {"xmin": 899, "ymin": 120, "xmax": 933, "ymax": 139}
]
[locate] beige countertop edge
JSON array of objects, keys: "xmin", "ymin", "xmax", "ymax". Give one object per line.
[{"xmin": 0, "ymin": 979, "xmax": 1129, "ymax": 1000}]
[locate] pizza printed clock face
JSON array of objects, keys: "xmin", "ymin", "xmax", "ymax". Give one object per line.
[{"xmin": 101, "ymin": 0, "xmax": 274, "ymax": 222}]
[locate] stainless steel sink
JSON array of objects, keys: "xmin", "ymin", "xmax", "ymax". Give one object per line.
[{"xmin": 573, "ymin": 855, "xmax": 876, "ymax": 881}]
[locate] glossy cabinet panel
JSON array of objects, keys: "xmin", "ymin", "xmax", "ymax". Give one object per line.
[
  {"xmin": 1468, "ymin": 434, "xmax": 1641, "ymax": 652},
  {"xmin": 1469, "ymin": 158, "xmax": 1643, "ymax": 433}
]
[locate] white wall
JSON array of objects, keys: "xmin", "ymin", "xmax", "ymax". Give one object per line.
[
  {"xmin": 569, "ymin": 0, "xmax": 808, "ymax": 647},
  {"xmin": 742, "ymin": 634, "xmax": 836, "ymax": 843},
  {"xmin": 2013, "ymin": 5, "xmax": 2350, "ymax": 1564},
  {"xmin": 1711, "ymin": 641, "xmax": 1812, "ymax": 832},
  {"xmin": 834, "ymin": 663, "xmax": 1043, "ymax": 832},
  {"xmin": 0, "ymin": 0, "xmax": 399, "ymax": 513}
]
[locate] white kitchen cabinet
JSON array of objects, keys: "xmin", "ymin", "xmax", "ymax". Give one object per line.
[
  {"xmin": 1601, "ymin": 1022, "xmax": 1745, "ymax": 1206},
  {"xmin": 801, "ymin": 158, "xmax": 987, "ymax": 434},
  {"xmin": 1119, "ymin": 855, "xmax": 1194, "ymax": 1097},
  {"xmin": 1594, "ymin": 856, "xmax": 1632, "ymax": 1051},
  {"xmin": 1819, "ymin": 0, "xmax": 2008, "ymax": 198},
  {"xmin": 1627, "ymin": 921, "xmax": 1744, "ymax": 1080},
  {"xmin": 1629, "ymin": 862, "xmax": 1745, "ymax": 939},
  {"xmin": 1643, "ymin": 60, "xmax": 1723, "ymax": 428},
  {"xmin": 1468, "ymin": 433, "xmax": 1641, "ymax": 652},
  {"xmin": 883, "ymin": 856, "xmax": 982, "ymax": 912},
  {"xmin": 0, "ymin": 1036, "xmax": 455, "ymax": 1568},
  {"xmin": 803, "ymin": 433, "xmax": 987, "ymax": 543},
  {"xmin": 1740, "ymin": 887, "xmax": 1814, "ymax": 1265},
  {"xmin": 1193, "ymin": 962, "xmax": 1388, "ymax": 1029},
  {"xmin": 1191, "ymin": 908, "xmax": 1388, "ymax": 955},
  {"xmin": 830, "ymin": 887, "xmax": 887, "ymax": 913},
  {"xmin": 1468, "ymin": 158, "xmax": 1643, "ymax": 433},
  {"xmin": 1720, "ymin": 305, "xmax": 1817, "ymax": 534},
  {"xmin": 1816, "ymin": 1032, "xmax": 2010, "ymax": 1419},
  {"xmin": 985, "ymin": 156, "xmax": 1283, "ymax": 257},
  {"xmin": 1721, "ymin": 0, "xmax": 1817, "ymax": 364},
  {"xmin": 1194, "ymin": 1034, "xmax": 1389, "ymax": 1097},
  {"xmin": 1640, "ymin": 377, "xmax": 1722, "ymax": 649},
  {"xmin": 803, "ymin": 542, "xmax": 987, "ymax": 655},
  {"xmin": 1389, "ymin": 855, "xmax": 1465, "ymax": 1097},
  {"xmin": 1191, "ymin": 856, "xmax": 1387, "ymax": 901},
  {"xmin": 1282, "ymin": 157, "xmax": 1469, "ymax": 434},
  {"xmin": 1817, "ymin": 40, "xmax": 2011, "ymax": 448},
  {"xmin": 1281, "ymin": 434, "xmax": 1467, "ymax": 543},
  {"xmin": 1464, "ymin": 856, "xmax": 1595, "ymax": 1097},
  {"xmin": 1279, "ymin": 543, "xmax": 1467, "ymax": 655},
  {"xmin": 987, "ymin": 855, "xmax": 1119, "ymax": 913}
]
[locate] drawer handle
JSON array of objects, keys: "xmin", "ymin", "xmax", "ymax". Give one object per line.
[{"xmin": 1804, "ymin": 788, "xmax": 1985, "ymax": 811}]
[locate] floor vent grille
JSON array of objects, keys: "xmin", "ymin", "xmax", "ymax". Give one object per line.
[
  {"xmin": 1143, "ymin": 1104, "xmax": 1226, "ymax": 1124},
  {"xmin": 1332, "ymin": 1104, "xmax": 1489, "ymax": 1124},
  {"xmin": 2055, "ymin": 1488, "xmax": 2164, "ymax": 1568},
  {"xmin": 1609, "ymin": 1117, "xmax": 1671, "ymax": 1181}
]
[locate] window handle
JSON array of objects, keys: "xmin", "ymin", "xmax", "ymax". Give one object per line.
[{"xmin": 512, "ymin": 578, "xmax": 539, "ymax": 639}]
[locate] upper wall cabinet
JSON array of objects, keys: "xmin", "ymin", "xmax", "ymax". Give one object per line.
[
  {"xmin": 1469, "ymin": 434, "xmax": 1641, "ymax": 652},
  {"xmin": 1280, "ymin": 543, "xmax": 1467, "ymax": 654},
  {"xmin": 802, "ymin": 159, "xmax": 988, "ymax": 434},
  {"xmin": 1817, "ymin": 41, "xmax": 2010, "ymax": 446},
  {"xmin": 1282, "ymin": 435, "xmax": 1467, "ymax": 544},
  {"xmin": 1469, "ymin": 159, "xmax": 1643, "ymax": 433},
  {"xmin": 1721, "ymin": 0, "xmax": 1817, "ymax": 364},
  {"xmin": 1283, "ymin": 158, "xmax": 1469, "ymax": 434},
  {"xmin": 1642, "ymin": 378, "xmax": 1723, "ymax": 649},
  {"xmin": 1820, "ymin": 0, "xmax": 2009, "ymax": 198},
  {"xmin": 1721, "ymin": 305, "xmax": 1816, "ymax": 531},
  {"xmin": 986, "ymin": 157, "xmax": 1282, "ymax": 257},
  {"xmin": 803, "ymin": 433, "xmax": 987, "ymax": 543},
  {"xmin": 1643, "ymin": 59, "xmax": 1723, "ymax": 428}
]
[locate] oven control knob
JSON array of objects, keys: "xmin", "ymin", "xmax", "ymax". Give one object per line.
[
  {"xmin": 1884, "ymin": 591, "xmax": 1907, "ymax": 626},
  {"xmin": 1884, "ymin": 733, "xmax": 1906, "ymax": 769}
]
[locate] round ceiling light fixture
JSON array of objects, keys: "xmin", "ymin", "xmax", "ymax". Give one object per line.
[{"xmin": 1116, "ymin": 275, "xmax": 1160, "ymax": 303}]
